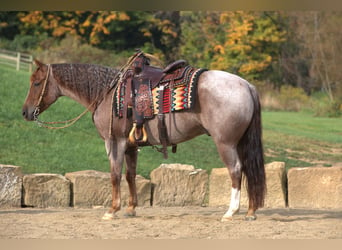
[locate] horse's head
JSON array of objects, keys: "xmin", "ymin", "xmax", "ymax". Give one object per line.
[{"xmin": 22, "ymin": 60, "xmax": 59, "ymax": 121}]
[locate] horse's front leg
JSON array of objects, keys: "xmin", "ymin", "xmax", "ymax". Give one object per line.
[
  {"xmin": 102, "ymin": 139, "xmax": 126, "ymax": 220},
  {"xmin": 124, "ymin": 147, "xmax": 138, "ymax": 217}
]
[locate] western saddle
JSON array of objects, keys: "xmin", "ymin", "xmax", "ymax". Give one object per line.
[{"xmin": 118, "ymin": 50, "xmax": 188, "ymax": 158}]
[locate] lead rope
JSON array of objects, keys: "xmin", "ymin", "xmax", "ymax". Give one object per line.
[{"xmin": 34, "ymin": 107, "xmax": 92, "ymax": 129}]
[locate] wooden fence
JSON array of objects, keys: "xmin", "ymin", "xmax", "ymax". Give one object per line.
[{"xmin": 0, "ymin": 49, "xmax": 33, "ymax": 72}]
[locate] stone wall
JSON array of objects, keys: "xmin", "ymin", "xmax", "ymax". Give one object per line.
[
  {"xmin": 1, "ymin": 163, "xmax": 341, "ymax": 210},
  {"xmin": 288, "ymin": 166, "xmax": 342, "ymax": 209}
]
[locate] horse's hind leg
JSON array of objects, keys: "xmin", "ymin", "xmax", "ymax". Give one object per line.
[
  {"xmin": 124, "ymin": 147, "xmax": 138, "ymax": 217},
  {"xmin": 215, "ymin": 142, "xmax": 242, "ymax": 222}
]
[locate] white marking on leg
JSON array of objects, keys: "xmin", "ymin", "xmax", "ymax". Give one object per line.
[
  {"xmin": 221, "ymin": 188, "xmax": 240, "ymax": 221},
  {"xmin": 102, "ymin": 212, "xmax": 114, "ymax": 220}
]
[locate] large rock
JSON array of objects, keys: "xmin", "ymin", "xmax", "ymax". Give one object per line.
[
  {"xmin": 65, "ymin": 170, "xmax": 111, "ymax": 208},
  {"xmin": 65, "ymin": 170, "xmax": 151, "ymax": 208},
  {"xmin": 264, "ymin": 161, "xmax": 287, "ymax": 208},
  {"xmin": 0, "ymin": 165, "xmax": 23, "ymax": 208},
  {"xmin": 150, "ymin": 164, "xmax": 208, "ymax": 206},
  {"xmin": 209, "ymin": 162, "xmax": 287, "ymax": 208},
  {"xmin": 23, "ymin": 174, "xmax": 70, "ymax": 208},
  {"xmin": 288, "ymin": 166, "xmax": 342, "ymax": 209}
]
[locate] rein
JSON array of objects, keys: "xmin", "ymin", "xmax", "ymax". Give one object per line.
[
  {"xmin": 33, "ymin": 64, "xmax": 96, "ymax": 130},
  {"xmin": 34, "ymin": 107, "xmax": 91, "ymax": 130}
]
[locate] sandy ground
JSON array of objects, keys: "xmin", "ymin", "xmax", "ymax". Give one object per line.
[{"xmin": 0, "ymin": 206, "xmax": 341, "ymax": 239}]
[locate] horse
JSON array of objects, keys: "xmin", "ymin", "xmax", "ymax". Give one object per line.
[{"xmin": 22, "ymin": 58, "xmax": 266, "ymax": 222}]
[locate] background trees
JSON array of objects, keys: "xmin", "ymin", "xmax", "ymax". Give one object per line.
[{"xmin": 181, "ymin": 11, "xmax": 286, "ymax": 81}]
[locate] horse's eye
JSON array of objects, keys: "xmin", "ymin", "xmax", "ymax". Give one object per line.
[{"xmin": 33, "ymin": 82, "xmax": 40, "ymax": 87}]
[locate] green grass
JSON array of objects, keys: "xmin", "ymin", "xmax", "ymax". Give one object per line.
[
  {"xmin": 1, "ymin": 66, "xmax": 341, "ymax": 178},
  {"xmin": 262, "ymin": 111, "xmax": 342, "ymax": 143},
  {"xmin": 262, "ymin": 111, "xmax": 342, "ymax": 170}
]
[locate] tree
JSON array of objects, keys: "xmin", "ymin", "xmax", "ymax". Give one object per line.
[
  {"xmin": 212, "ymin": 11, "xmax": 286, "ymax": 80},
  {"xmin": 95, "ymin": 11, "xmax": 150, "ymax": 51},
  {"xmin": 277, "ymin": 12, "xmax": 312, "ymax": 92},
  {"xmin": 142, "ymin": 11, "xmax": 182, "ymax": 62},
  {"xmin": 290, "ymin": 11, "xmax": 342, "ymax": 101},
  {"xmin": 180, "ymin": 11, "xmax": 287, "ymax": 81},
  {"xmin": 17, "ymin": 11, "xmax": 130, "ymax": 46},
  {"xmin": 0, "ymin": 12, "xmax": 21, "ymax": 40},
  {"xmin": 180, "ymin": 11, "xmax": 224, "ymax": 68},
  {"xmin": 15, "ymin": 11, "xmax": 182, "ymax": 59}
]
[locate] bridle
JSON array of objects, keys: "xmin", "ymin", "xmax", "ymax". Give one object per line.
[
  {"xmin": 34, "ymin": 64, "xmax": 51, "ymax": 115},
  {"xmin": 33, "ymin": 64, "xmax": 93, "ymax": 129}
]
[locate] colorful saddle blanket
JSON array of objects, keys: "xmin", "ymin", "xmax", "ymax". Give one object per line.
[{"xmin": 114, "ymin": 66, "xmax": 207, "ymax": 118}]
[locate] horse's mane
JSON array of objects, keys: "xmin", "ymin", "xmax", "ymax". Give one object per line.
[{"xmin": 51, "ymin": 63, "xmax": 118, "ymax": 103}]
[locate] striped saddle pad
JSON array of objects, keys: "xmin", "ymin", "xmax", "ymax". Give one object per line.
[{"xmin": 114, "ymin": 66, "xmax": 207, "ymax": 118}]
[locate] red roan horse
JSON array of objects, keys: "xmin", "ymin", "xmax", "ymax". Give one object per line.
[{"xmin": 22, "ymin": 58, "xmax": 266, "ymax": 221}]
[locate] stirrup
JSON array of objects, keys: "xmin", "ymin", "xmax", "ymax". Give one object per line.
[{"xmin": 129, "ymin": 123, "xmax": 148, "ymax": 145}]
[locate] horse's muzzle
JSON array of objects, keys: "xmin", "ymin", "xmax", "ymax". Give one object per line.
[{"xmin": 22, "ymin": 106, "xmax": 35, "ymax": 121}]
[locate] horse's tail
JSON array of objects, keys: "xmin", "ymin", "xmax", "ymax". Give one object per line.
[{"xmin": 237, "ymin": 83, "xmax": 266, "ymax": 209}]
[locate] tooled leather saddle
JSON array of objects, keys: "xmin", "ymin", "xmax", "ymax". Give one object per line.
[{"xmin": 115, "ymin": 50, "xmax": 206, "ymax": 158}]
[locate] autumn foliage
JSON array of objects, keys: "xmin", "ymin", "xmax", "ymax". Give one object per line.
[{"xmin": 17, "ymin": 11, "xmax": 130, "ymax": 45}]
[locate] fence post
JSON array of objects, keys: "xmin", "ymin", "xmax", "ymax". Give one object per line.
[
  {"xmin": 29, "ymin": 55, "xmax": 33, "ymax": 73},
  {"xmin": 16, "ymin": 52, "xmax": 21, "ymax": 71}
]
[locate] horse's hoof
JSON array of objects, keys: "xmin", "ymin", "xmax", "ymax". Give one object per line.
[
  {"xmin": 221, "ymin": 216, "xmax": 233, "ymax": 222},
  {"xmin": 102, "ymin": 212, "xmax": 114, "ymax": 220},
  {"xmin": 124, "ymin": 210, "xmax": 136, "ymax": 218},
  {"xmin": 245, "ymin": 215, "xmax": 257, "ymax": 221}
]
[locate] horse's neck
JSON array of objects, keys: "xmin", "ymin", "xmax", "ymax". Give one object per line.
[
  {"xmin": 52, "ymin": 64, "xmax": 116, "ymax": 111},
  {"xmin": 58, "ymin": 82, "xmax": 92, "ymax": 109}
]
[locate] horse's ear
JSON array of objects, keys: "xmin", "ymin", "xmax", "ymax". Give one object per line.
[{"xmin": 34, "ymin": 59, "xmax": 45, "ymax": 68}]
